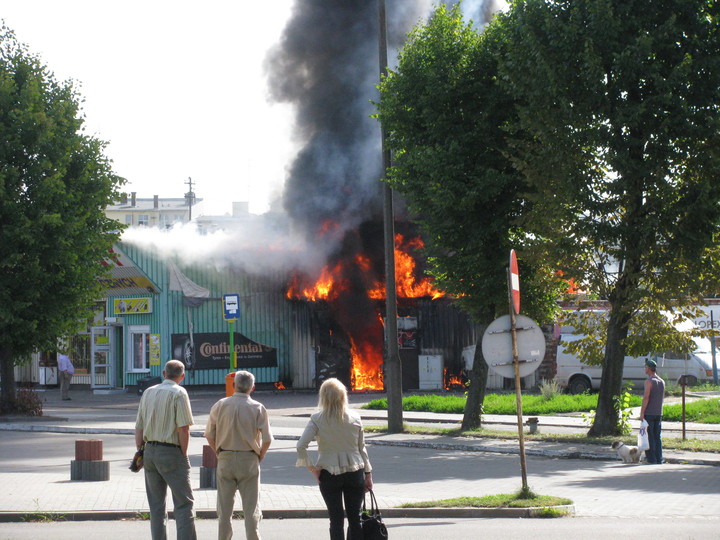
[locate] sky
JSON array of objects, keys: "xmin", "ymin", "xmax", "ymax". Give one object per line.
[{"xmin": 0, "ymin": 0, "xmax": 297, "ymax": 215}]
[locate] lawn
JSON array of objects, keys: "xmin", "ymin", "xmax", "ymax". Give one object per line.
[
  {"xmin": 663, "ymin": 398, "xmax": 720, "ymax": 423},
  {"xmin": 363, "ymin": 392, "xmax": 643, "ymax": 416}
]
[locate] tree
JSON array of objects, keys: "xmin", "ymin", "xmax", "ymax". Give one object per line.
[
  {"xmin": 497, "ymin": 0, "xmax": 720, "ymax": 435},
  {"xmin": 377, "ymin": 5, "xmax": 561, "ymax": 430},
  {"xmin": 0, "ymin": 26, "xmax": 123, "ymax": 413}
]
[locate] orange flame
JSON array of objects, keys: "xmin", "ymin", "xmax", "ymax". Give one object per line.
[
  {"xmin": 368, "ymin": 234, "xmax": 444, "ymax": 300},
  {"xmin": 286, "ymin": 262, "xmax": 348, "ymax": 301},
  {"xmin": 285, "ymin": 232, "xmax": 444, "ymax": 391},
  {"xmin": 443, "ymin": 368, "xmax": 465, "ymax": 390},
  {"xmin": 274, "ymin": 381, "xmax": 287, "ymax": 390},
  {"xmin": 350, "ymin": 336, "xmax": 384, "ymax": 391}
]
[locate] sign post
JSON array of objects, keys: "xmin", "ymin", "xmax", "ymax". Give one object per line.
[
  {"xmin": 711, "ymin": 311, "xmax": 718, "ymax": 385},
  {"xmin": 223, "ymin": 294, "xmax": 240, "ymax": 370},
  {"xmin": 507, "ymin": 249, "xmax": 529, "ymax": 491}
]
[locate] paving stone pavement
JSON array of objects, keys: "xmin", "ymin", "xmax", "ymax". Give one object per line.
[{"xmin": 1, "ymin": 388, "xmax": 719, "ymax": 520}]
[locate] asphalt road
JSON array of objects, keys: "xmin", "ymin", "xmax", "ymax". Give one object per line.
[{"xmin": 1, "ymin": 517, "xmax": 718, "ymax": 540}]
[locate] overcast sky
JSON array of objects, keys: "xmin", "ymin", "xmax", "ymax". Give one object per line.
[{"xmin": 1, "ymin": 0, "xmax": 296, "ymax": 215}]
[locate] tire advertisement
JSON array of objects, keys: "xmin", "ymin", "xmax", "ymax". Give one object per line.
[{"xmin": 171, "ymin": 332, "xmax": 277, "ymax": 370}]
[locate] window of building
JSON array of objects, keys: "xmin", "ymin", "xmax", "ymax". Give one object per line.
[
  {"xmin": 125, "ymin": 215, "xmax": 133, "ymax": 225},
  {"xmin": 128, "ymin": 325, "xmax": 151, "ymax": 372},
  {"xmin": 138, "ymin": 215, "xmax": 149, "ymax": 226}
]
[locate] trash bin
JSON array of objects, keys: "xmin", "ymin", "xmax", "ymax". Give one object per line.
[
  {"xmin": 137, "ymin": 376, "xmax": 162, "ymax": 395},
  {"xmin": 225, "ymin": 372, "xmax": 236, "ymax": 397}
]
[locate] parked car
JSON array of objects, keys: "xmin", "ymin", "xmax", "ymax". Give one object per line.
[{"xmin": 555, "ymin": 333, "xmax": 714, "ymax": 394}]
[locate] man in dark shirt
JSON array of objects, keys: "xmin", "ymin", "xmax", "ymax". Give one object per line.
[{"xmin": 640, "ymin": 359, "xmax": 665, "ymax": 464}]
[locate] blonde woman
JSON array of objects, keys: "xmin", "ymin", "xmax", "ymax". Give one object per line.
[{"xmin": 297, "ymin": 378, "xmax": 373, "ymax": 540}]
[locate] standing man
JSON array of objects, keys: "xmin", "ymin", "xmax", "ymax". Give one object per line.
[
  {"xmin": 205, "ymin": 370, "xmax": 273, "ymax": 540},
  {"xmin": 57, "ymin": 352, "xmax": 74, "ymax": 401},
  {"xmin": 135, "ymin": 360, "xmax": 197, "ymax": 540},
  {"xmin": 640, "ymin": 358, "xmax": 665, "ymax": 465}
]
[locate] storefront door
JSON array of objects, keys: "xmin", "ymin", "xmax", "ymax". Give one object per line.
[{"xmin": 91, "ymin": 326, "xmax": 115, "ymax": 388}]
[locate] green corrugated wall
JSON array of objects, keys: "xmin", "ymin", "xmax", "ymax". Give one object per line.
[{"xmin": 114, "ymin": 242, "xmax": 314, "ymax": 388}]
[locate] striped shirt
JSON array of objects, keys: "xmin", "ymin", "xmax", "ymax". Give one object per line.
[{"xmin": 135, "ymin": 379, "xmax": 194, "ymax": 445}]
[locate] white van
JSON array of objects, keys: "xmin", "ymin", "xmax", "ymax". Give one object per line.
[{"xmin": 556, "ymin": 332, "xmax": 714, "ymax": 394}]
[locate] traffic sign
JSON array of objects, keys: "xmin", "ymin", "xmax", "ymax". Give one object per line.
[
  {"xmin": 223, "ymin": 294, "xmax": 240, "ymax": 321},
  {"xmin": 481, "ymin": 314, "xmax": 545, "ymax": 379},
  {"xmin": 510, "ymin": 249, "xmax": 520, "ymax": 315}
]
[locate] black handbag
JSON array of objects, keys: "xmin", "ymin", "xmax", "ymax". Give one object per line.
[{"xmin": 361, "ymin": 489, "xmax": 388, "ymax": 539}]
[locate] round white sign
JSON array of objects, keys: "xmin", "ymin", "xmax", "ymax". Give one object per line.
[{"xmin": 481, "ymin": 315, "xmax": 546, "ymax": 379}]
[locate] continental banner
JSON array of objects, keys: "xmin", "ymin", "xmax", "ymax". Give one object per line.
[{"xmin": 171, "ymin": 332, "xmax": 277, "ymax": 370}]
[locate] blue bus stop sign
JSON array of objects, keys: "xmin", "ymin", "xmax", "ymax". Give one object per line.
[{"xmin": 223, "ymin": 294, "xmax": 240, "ymax": 321}]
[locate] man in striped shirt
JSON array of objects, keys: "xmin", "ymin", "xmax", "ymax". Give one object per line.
[{"xmin": 135, "ymin": 359, "xmax": 197, "ymax": 540}]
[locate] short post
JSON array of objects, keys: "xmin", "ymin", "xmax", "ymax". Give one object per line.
[
  {"xmin": 71, "ymin": 439, "xmax": 109, "ymax": 481},
  {"xmin": 199, "ymin": 444, "xmax": 217, "ymax": 489}
]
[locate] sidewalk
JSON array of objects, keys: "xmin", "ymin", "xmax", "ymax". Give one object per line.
[{"xmin": 1, "ymin": 387, "xmax": 719, "ymax": 522}]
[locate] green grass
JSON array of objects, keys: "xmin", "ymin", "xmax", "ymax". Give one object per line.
[
  {"xmin": 663, "ymin": 398, "xmax": 720, "ymax": 423},
  {"xmin": 364, "ymin": 424, "xmax": 720, "ymax": 453},
  {"xmin": 362, "ymin": 393, "xmax": 643, "ymax": 415},
  {"xmin": 668, "ymin": 382, "xmax": 720, "ymax": 396},
  {"xmin": 401, "ymin": 492, "xmax": 572, "ymax": 509}
]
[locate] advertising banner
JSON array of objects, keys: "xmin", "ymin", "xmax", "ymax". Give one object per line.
[{"xmin": 171, "ymin": 332, "xmax": 277, "ymax": 370}]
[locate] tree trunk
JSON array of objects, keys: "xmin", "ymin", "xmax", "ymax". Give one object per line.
[
  {"xmin": 0, "ymin": 346, "xmax": 17, "ymax": 414},
  {"xmin": 588, "ymin": 271, "xmax": 635, "ymax": 437},
  {"xmin": 461, "ymin": 321, "xmax": 491, "ymax": 430}
]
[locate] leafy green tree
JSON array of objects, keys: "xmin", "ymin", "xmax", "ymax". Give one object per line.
[
  {"xmin": 497, "ymin": 0, "xmax": 720, "ymax": 435},
  {"xmin": 377, "ymin": 5, "xmax": 561, "ymax": 430},
  {"xmin": 0, "ymin": 26, "xmax": 123, "ymax": 413}
]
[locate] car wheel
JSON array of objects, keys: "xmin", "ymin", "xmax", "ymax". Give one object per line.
[{"xmin": 568, "ymin": 376, "xmax": 591, "ymax": 394}]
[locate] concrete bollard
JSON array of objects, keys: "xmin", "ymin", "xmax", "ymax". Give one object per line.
[
  {"xmin": 71, "ymin": 439, "xmax": 110, "ymax": 481},
  {"xmin": 525, "ymin": 417, "xmax": 539, "ymax": 434},
  {"xmin": 199, "ymin": 444, "xmax": 217, "ymax": 489}
]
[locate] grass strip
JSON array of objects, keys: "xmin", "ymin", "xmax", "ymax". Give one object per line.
[
  {"xmin": 364, "ymin": 424, "xmax": 720, "ymax": 453},
  {"xmin": 401, "ymin": 493, "xmax": 572, "ymax": 509},
  {"xmin": 663, "ymin": 398, "xmax": 720, "ymax": 423},
  {"xmin": 363, "ymin": 393, "xmax": 643, "ymax": 416}
]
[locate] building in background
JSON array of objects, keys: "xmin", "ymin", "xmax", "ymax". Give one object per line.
[{"xmin": 105, "ymin": 192, "xmax": 204, "ymax": 228}]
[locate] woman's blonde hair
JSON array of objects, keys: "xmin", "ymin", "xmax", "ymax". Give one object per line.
[{"xmin": 318, "ymin": 378, "xmax": 348, "ymax": 421}]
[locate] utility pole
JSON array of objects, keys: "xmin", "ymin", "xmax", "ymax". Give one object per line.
[
  {"xmin": 185, "ymin": 177, "xmax": 195, "ymax": 221},
  {"xmin": 378, "ymin": 0, "xmax": 403, "ymax": 433}
]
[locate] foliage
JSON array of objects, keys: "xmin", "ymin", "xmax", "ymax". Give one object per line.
[
  {"xmin": 0, "ymin": 25, "xmax": 124, "ymax": 412},
  {"xmin": 663, "ymin": 398, "xmax": 720, "ymax": 423},
  {"xmin": 13, "ymin": 387, "xmax": 43, "ymax": 416},
  {"xmin": 375, "ymin": 1, "xmax": 562, "ymax": 431},
  {"xmin": 614, "ymin": 382, "xmax": 634, "ymax": 435},
  {"xmin": 560, "ymin": 308, "xmax": 706, "ymax": 367},
  {"xmin": 362, "ymin": 392, "xmax": 642, "ymax": 415},
  {"xmin": 377, "ymin": 4, "xmax": 561, "ymax": 325},
  {"xmin": 538, "ymin": 379, "xmax": 563, "ymax": 401},
  {"xmin": 491, "ymin": 0, "xmax": 720, "ymax": 436}
]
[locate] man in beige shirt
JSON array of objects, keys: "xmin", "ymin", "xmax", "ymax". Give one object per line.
[
  {"xmin": 135, "ymin": 360, "xmax": 196, "ymax": 540},
  {"xmin": 205, "ymin": 370, "xmax": 273, "ymax": 540}
]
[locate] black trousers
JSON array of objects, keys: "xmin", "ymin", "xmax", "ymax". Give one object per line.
[{"xmin": 318, "ymin": 469, "xmax": 365, "ymax": 540}]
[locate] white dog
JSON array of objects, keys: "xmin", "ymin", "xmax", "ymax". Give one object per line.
[{"xmin": 611, "ymin": 441, "xmax": 643, "ymax": 463}]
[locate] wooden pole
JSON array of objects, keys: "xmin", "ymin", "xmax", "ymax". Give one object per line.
[
  {"xmin": 377, "ymin": 0, "xmax": 402, "ymax": 433},
  {"xmin": 508, "ymin": 268, "xmax": 528, "ymax": 491}
]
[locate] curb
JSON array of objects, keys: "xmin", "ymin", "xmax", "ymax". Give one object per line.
[
  {"xmin": 0, "ymin": 505, "xmax": 575, "ymax": 523},
  {"xmin": 1, "ymin": 424, "xmax": 719, "ymax": 467}
]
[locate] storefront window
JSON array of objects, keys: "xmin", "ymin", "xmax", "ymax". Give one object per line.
[{"xmin": 129, "ymin": 325, "xmax": 150, "ymax": 371}]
